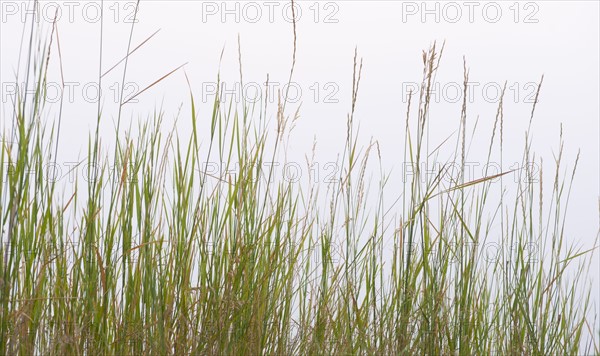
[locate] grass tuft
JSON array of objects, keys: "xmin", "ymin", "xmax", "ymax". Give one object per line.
[{"xmin": 0, "ymin": 9, "xmax": 598, "ymax": 356}]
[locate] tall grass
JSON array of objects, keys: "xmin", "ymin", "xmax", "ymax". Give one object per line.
[{"xmin": 1, "ymin": 7, "xmax": 598, "ymax": 356}]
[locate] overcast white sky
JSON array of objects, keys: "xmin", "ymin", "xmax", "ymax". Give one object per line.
[{"xmin": 1, "ymin": 0, "xmax": 599, "ymax": 311}]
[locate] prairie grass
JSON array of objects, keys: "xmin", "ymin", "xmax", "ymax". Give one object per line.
[{"xmin": 1, "ymin": 6, "xmax": 598, "ymax": 356}]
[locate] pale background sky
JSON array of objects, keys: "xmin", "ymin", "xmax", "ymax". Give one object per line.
[{"xmin": 1, "ymin": 0, "xmax": 599, "ymax": 319}]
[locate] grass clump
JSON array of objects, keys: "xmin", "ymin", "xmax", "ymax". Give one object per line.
[{"xmin": 1, "ymin": 7, "xmax": 598, "ymax": 356}]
